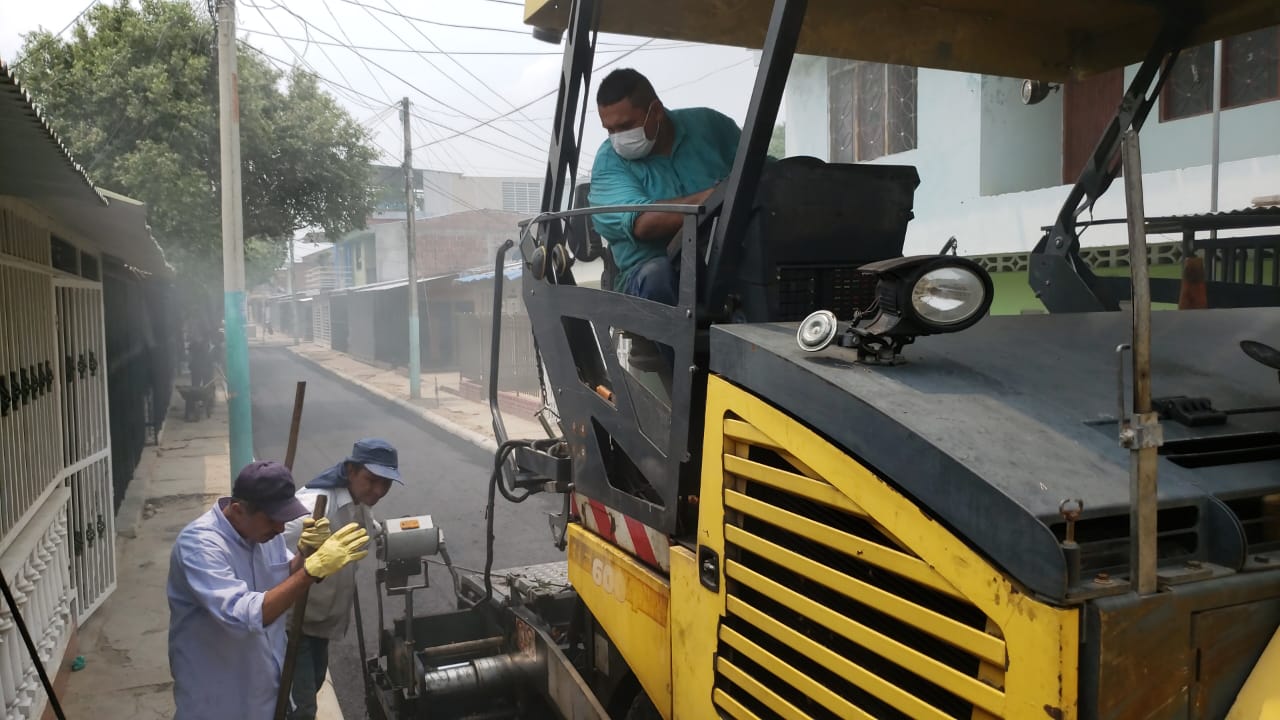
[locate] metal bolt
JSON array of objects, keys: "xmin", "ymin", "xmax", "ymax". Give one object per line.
[
  {"xmin": 1055, "ymin": 238, "xmax": 1064, "ymax": 248},
  {"xmin": 685, "ymin": 309, "xmax": 692, "ymax": 318}
]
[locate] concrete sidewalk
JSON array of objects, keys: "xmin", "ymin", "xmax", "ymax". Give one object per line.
[
  {"xmin": 286, "ymin": 343, "xmax": 549, "ymax": 449},
  {"xmin": 61, "ymin": 387, "xmax": 343, "ymax": 720}
]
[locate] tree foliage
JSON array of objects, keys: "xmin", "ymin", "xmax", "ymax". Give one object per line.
[{"xmin": 16, "ymin": 0, "xmax": 377, "ymax": 289}]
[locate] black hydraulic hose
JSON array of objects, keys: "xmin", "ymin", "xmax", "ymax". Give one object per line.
[
  {"xmin": 484, "ymin": 439, "xmax": 535, "ymax": 604},
  {"xmin": 489, "ymin": 239, "xmax": 515, "ymax": 450},
  {"xmin": 0, "ymin": 568, "xmax": 66, "ymax": 720}
]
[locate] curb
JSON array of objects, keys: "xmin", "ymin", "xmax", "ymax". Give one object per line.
[
  {"xmin": 115, "ymin": 432, "xmax": 160, "ymax": 539},
  {"xmin": 282, "ymin": 346, "xmax": 499, "ymax": 454}
]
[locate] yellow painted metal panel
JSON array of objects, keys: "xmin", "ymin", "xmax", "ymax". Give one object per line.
[
  {"xmin": 724, "ymin": 488, "xmax": 965, "ymax": 600},
  {"xmin": 724, "ymin": 419, "xmax": 779, "ymax": 450},
  {"xmin": 706, "ymin": 375, "xmax": 1078, "ymax": 719},
  {"xmin": 1227, "ymin": 625, "xmax": 1280, "ymax": 719},
  {"xmin": 713, "ymin": 689, "xmax": 766, "ymax": 720},
  {"xmin": 723, "ymin": 453, "xmax": 866, "ymax": 516},
  {"xmin": 727, "ymin": 561, "xmax": 1006, "ymax": 715},
  {"xmin": 669, "ymin": 546, "xmax": 720, "ymax": 720},
  {"xmin": 724, "ymin": 525, "xmax": 1006, "ymax": 666},
  {"xmin": 717, "ymin": 628, "xmax": 875, "ymax": 720},
  {"xmin": 566, "ymin": 524, "xmax": 673, "ymax": 719},
  {"xmin": 716, "ymin": 659, "xmax": 813, "ymax": 720},
  {"xmin": 723, "ymin": 604, "xmax": 950, "ymax": 720}
]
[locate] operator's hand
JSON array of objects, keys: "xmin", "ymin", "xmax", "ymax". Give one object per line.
[
  {"xmin": 304, "ymin": 522, "xmax": 370, "ymax": 580},
  {"xmin": 297, "ymin": 516, "xmax": 331, "ymax": 555}
]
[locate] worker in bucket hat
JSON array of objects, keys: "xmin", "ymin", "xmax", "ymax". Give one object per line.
[{"xmin": 283, "ymin": 439, "xmax": 402, "ymax": 720}]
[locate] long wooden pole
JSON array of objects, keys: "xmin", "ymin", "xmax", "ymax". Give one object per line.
[{"xmin": 275, "ymin": 381, "xmax": 321, "ymax": 720}]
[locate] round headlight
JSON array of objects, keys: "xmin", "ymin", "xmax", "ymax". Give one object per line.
[
  {"xmin": 910, "ymin": 266, "xmax": 987, "ymax": 326},
  {"xmin": 796, "ymin": 310, "xmax": 838, "ymax": 352}
]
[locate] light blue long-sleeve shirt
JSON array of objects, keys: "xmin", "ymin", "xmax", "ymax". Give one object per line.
[
  {"xmin": 167, "ymin": 498, "xmax": 294, "ymax": 720},
  {"xmin": 589, "ymin": 107, "xmax": 741, "ymax": 290}
]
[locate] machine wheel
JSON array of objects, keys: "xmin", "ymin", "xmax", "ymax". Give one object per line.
[{"xmin": 623, "ymin": 691, "xmax": 661, "ymax": 720}]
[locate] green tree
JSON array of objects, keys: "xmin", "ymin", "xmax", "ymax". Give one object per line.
[{"xmin": 15, "ymin": 0, "xmax": 376, "ymax": 293}]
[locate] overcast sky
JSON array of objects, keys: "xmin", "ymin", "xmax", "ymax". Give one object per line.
[{"xmin": 1, "ymin": 0, "xmax": 762, "ymax": 180}]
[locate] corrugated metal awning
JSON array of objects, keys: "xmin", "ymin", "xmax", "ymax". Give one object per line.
[
  {"xmin": 456, "ymin": 262, "xmax": 523, "ymax": 283},
  {"xmin": 0, "ymin": 61, "xmax": 102, "ymax": 206},
  {"xmin": 1, "ymin": 61, "xmax": 171, "ymax": 276},
  {"xmin": 350, "ymin": 273, "xmax": 456, "ymax": 293},
  {"xmin": 524, "ymin": 0, "xmax": 1280, "ymax": 80}
]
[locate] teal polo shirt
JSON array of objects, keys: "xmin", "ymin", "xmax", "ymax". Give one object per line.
[{"xmin": 588, "ymin": 107, "xmax": 741, "ymax": 291}]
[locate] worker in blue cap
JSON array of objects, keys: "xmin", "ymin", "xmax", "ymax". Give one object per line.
[
  {"xmin": 282, "ymin": 439, "xmax": 402, "ymax": 720},
  {"xmin": 167, "ymin": 460, "xmax": 370, "ymax": 720}
]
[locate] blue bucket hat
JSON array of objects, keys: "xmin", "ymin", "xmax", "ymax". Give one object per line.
[{"xmin": 348, "ymin": 438, "xmax": 402, "ymax": 484}]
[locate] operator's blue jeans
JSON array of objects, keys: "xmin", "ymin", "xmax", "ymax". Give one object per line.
[
  {"xmin": 287, "ymin": 634, "xmax": 329, "ymax": 720},
  {"xmin": 622, "ymin": 256, "xmax": 677, "ymax": 368},
  {"xmin": 622, "ymin": 255, "xmax": 678, "ymax": 306}
]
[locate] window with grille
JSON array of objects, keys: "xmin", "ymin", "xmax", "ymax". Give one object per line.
[
  {"xmin": 502, "ymin": 181, "xmax": 541, "ymax": 213},
  {"xmin": 1225, "ymin": 26, "xmax": 1280, "ymax": 108},
  {"xmin": 1162, "ymin": 25, "xmax": 1279, "ymax": 121},
  {"xmin": 829, "ymin": 60, "xmax": 917, "ymax": 163}
]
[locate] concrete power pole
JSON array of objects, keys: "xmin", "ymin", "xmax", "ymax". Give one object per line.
[
  {"xmin": 402, "ymin": 97, "xmax": 422, "ymax": 399},
  {"xmin": 288, "ymin": 238, "xmax": 298, "ymax": 346},
  {"xmin": 216, "ymin": 0, "xmax": 254, "ymax": 473}
]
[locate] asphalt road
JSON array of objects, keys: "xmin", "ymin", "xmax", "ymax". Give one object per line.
[{"xmin": 249, "ymin": 347, "xmax": 564, "ymax": 719}]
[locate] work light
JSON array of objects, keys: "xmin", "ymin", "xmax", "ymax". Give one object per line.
[{"xmin": 797, "ymin": 256, "xmax": 994, "ymax": 361}]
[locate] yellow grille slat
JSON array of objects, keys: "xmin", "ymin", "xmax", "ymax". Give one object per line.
[
  {"xmin": 723, "ymin": 489, "xmax": 965, "ymax": 600},
  {"xmin": 718, "ymin": 629, "xmax": 877, "ymax": 720},
  {"xmin": 724, "ymin": 525, "xmax": 1007, "ymax": 667},
  {"xmin": 724, "ymin": 600, "xmax": 951, "ymax": 720},
  {"xmin": 727, "ymin": 561, "xmax": 1007, "ymax": 715},
  {"xmin": 725, "ymin": 419, "xmax": 781, "ymax": 450},
  {"xmin": 724, "ymin": 419, "xmax": 826, "ymax": 481},
  {"xmin": 717, "ymin": 658, "xmax": 819, "ymax": 720},
  {"xmin": 713, "ymin": 689, "xmax": 766, "ymax": 720},
  {"xmin": 724, "ymin": 453, "xmax": 867, "ymax": 517}
]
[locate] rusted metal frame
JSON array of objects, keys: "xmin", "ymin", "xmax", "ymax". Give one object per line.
[{"xmin": 1120, "ymin": 129, "xmax": 1162, "ymax": 596}]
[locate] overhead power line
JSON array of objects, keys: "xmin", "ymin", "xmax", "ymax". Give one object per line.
[
  {"xmin": 240, "ymin": 29, "xmax": 692, "ymax": 55},
  {"xmin": 334, "ymin": 0, "xmax": 683, "ymax": 47},
  {"xmin": 355, "ymin": 0, "xmax": 546, "ymax": 148},
  {"xmin": 244, "ymin": 0, "xmax": 548, "ymax": 155},
  {"xmin": 413, "ymin": 38, "xmax": 654, "ymax": 151}
]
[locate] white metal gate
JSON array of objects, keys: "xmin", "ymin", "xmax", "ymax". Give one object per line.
[
  {"xmin": 0, "ymin": 264, "xmax": 62, "ymax": 545},
  {"xmin": 1, "ymin": 202, "xmax": 82, "ymax": 720},
  {"xmin": 54, "ymin": 282, "xmax": 116, "ymax": 620},
  {"xmin": 314, "ymin": 294, "xmax": 332, "ymax": 347}
]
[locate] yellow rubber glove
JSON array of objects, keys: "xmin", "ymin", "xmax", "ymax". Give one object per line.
[
  {"xmin": 297, "ymin": 517, "xmax": 331, "ymax": 555},
  {"xmin": 304, "ymin": 522, "xmax": 370, "ymax": 580}
]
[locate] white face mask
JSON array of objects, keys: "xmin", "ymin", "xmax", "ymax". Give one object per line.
[{"xmin": 610, "ymin": 103, "xmax": 658, "ymax": 160}]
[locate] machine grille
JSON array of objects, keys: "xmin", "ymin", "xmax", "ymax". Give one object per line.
[{"xmin": 713, "ymin": 418, "xmax": 1010, "ymax": 719}]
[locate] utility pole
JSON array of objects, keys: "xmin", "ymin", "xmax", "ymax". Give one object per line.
[
  {"xmin": 217, "ymin": 0, "xmax": 254, "ymax": 473},
  {"xmin": 402, "ymin": 97, "xmax": 422, "ymax": 399},
  {"xmin": 1209, "ymin": 39, "xmax": 1224, "ymax": 239},
  {"xmin": 288, "ymin": 238, "xmax": 299, "ymax": 346}
]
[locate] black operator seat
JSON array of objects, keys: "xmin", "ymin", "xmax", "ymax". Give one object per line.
[{"xmin": 731, "ymin": 156, "xmax": 921, "ymax": 323}]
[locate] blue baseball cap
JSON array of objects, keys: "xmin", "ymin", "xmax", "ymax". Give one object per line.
[{"xmin": 347, "ymin": 438, "xmax": 402, "ymax": 484}]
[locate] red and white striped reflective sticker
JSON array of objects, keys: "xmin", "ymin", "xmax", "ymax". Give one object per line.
[{"xmin": 574, "ymin": 492, "xmax": 670, "ymax": 573}]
